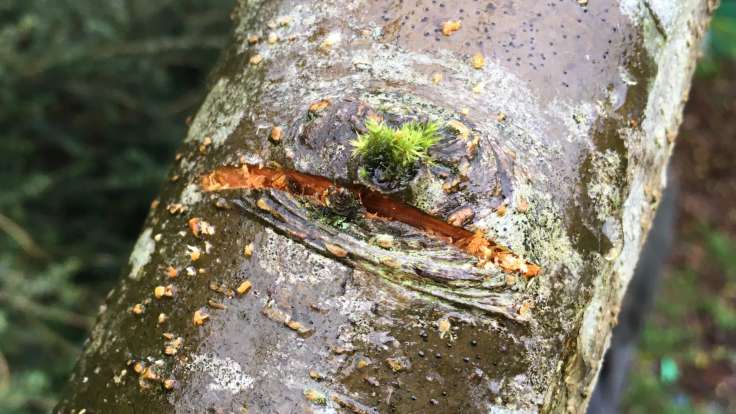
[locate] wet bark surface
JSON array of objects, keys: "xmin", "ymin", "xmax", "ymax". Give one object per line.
[{"xmin": 55, "ymin": 1, "xmax": 715, "ymax": 413}]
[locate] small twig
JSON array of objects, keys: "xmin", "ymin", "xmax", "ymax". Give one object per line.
[
  {"xmin": 23, "ymin": 35, "xmax": 226, "ymax": 78},
  {"xmin": 0, "ymin": 291, "xmax": 93, "ymax": 329},
  {"xmin": 0, "ymin": 213, "xmax": 49, "ymax": 259},
  {"xmin": 0, "ymin": 351, "xmax": 9, "ymax": 390}
]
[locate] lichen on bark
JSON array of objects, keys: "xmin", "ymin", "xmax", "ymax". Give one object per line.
[{"xmin": 55, "ymin": 1, "xmax": 715, "ymax": 413}]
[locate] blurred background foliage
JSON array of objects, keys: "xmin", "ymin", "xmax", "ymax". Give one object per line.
[
  {"xmin": 0, "ymin": 1, "xmax": 734, "ymax": 413},
  {"xmin": 0, "ymin": 1, "xmax": 233, "ymax": 412}
]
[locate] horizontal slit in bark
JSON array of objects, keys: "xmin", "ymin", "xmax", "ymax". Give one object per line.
[{"xmin": 201, "ymin": 165, "xmax": 540, "ymax": 277}]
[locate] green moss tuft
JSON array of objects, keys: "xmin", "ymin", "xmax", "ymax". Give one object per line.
[
  {"xmin": 351, "ymin": 119, "xmax": 439, "ymax": 189},
  {"xmin": 352, "ymin": 119, "xmax": 439, "ymax": 167}
]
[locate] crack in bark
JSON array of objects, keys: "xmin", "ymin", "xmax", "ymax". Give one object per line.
[
  {"xmin": 201, "ymin": 165, "xmax": 540, "ymax": 278},
  {"xmin": 643, "ymin": 0, "xmax": 668, "ymax": 40}
]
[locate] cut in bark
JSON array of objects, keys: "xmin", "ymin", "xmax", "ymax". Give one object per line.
[{"xmin": 55, "ymin": 1, "xmax": 716, "ymax": 413}]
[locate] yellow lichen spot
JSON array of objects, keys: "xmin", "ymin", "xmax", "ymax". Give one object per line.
[
  {"xmin": 163, "ymin": 379, "xmax": 176, "ymax": 390},
  {"xmin": 472, "ymin": 83, "xmax": 483, "ymax": 94},
  {"xmin": 460, "ymin": 107, "xmax": 470, "ymax": 116},
  {"xmin": 304, "ymin": 388, "xmax": 327, "ymax": 405},
  {"xmin": 187, "ymin": 245, "xmax": 202, "ymax": 261},
  {"xmin": 131, "ymin": 303, "xmax": 145, "ymax": 315},
  {"xmin": 153, "ymin": 285, "xmax": 174, "ymax": 299},
  {"xmin": 431, "ymin": 72, "xmax": 443, "ymax": 84},
  {"xmin": 154, "ymin": 286, "xmax": 166, "ymax": 299},
  {"xmin": 193, "ymin": 309, "xmax": 210, "ymax": 326},
  {"xmin": 236, "ymin": 280, "xmax": 252, "ymax": 296},
  {"xmin": 324, "ymin": 243, "xmax": 348, "ymax": 258},
  {"xmin": 309, "ymin": 370, "xmax": 324, "ymax": 381},
  {"xmin": 438, "ymin": 318, "xmax": 451, "ymax": 339},
  {"xmin": 380, "ymin": 257, "xmax": 400, "ymax": 268},
  {"xmin": 164, "ymin": 336, "xmax": 183, "ymax": 356},
  {"xmin": 243, "ymin": 242, "xmax": 254, "ymax": 257},
  {"xmin": 256, "ymin": 198, "xmax": 271, "ymax": 212},
  {"xmin": 268, "ymin": 33, "xmax": 279, "ymax": 44},
  {"xmin": 247, "ymin": 34, "xmax": 260, "ymax": 44},
  {"xmin": 518, "ymin": 299, "xmax": 535, "ymax": 317},
  {"xmin": 471, "ymin": 52, "xmax": 485, "ymax": 69},
  {"xmin": 157, "ymin": 313, "xmax": 168, "ymax": 324},
  {"xmin": 199, "ymin": 136, "xmax": 212, "ymax": 154},
  {"xmin": 249, "ymin": 54, "xmax": 263, "ymax": 65},
  {"xmin": 441, "ymin": 20, "xmax": 462, "ymax": 36},
  {"xmin": 496, "ymin": 112, "xmax": 507, "ymax": 122},
  {"xmin": 446, "ymin": 120, "xmax": 470, "ymax": 140},
  {"xmin": 496, "ymin": 203, "xmax": 507, "ymax": 217},
  {"xmin": 270, "ymin": 126, "xmax": 283, "ymax": 142},
  {"xmin": 165, "ymin": 265, "xmax": 178, "ymax": 279},
  {"xmin": 308, "ymin": 99, "xmax": 331, "ymax": 114},
  {"xmin": 374, "ymin": 234, "xmax": 394, "ymax": 249},
  {"xmin": 188, "ymin": 217, "xmax": 215, "ymax": 237},
  {"xmin": 142, "ymin": 367, "xmax": 159, "ymax": 381},
  {"xmin": 356, "ymin": 358, "xmax": 371, "ymax": 369},
  {"xmin": 385, "ymin": 357, "xmax": 408, "ymax": 372},
  {"xmin": 286, "ymin": 320, "xmax": 308, "ymax": 334},
  {"xmin": 133, "ymin": 362, "xmax": 145, "ymax": 374},
  {"xmin": 166, "ymin": 203, "xmax": 187, "ymax": 214}
]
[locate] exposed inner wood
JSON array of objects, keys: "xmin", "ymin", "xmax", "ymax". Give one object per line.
[{"xmin": 201, "ymin": 165, "xmax": 540, "ymax": 277}]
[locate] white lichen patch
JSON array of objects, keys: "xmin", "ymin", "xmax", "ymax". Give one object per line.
[
  {"xmin": 128, "ymin": 227, "xmax": 155, "ymax": 280},
  {"xmin": 179, "ymin": 182, "xmax": 203, "ymax": 206},
  {"xmin": 410, "ymin": 173, "xmax": 447, "ymax": 214},
  {"xmin": 548, "ymin": 99, "xmax": 597, "ymax": 144},
  {"xmin": 587, "ymin": 149, "xmax": 622, "ymax": 222},
  {"xmin": 614, "ymin": 175, "xmax": 649, "ymax": 300},
  {"xmin": 619, "ymin": 0, "xmax": 645, "ymax": 22},
  {"xmin": 184, "ymin": 77, "xmax": 247, "ymax": 148},
  {"xmin": 575, "ymin": 0, "xmax": 706, "ymax": 406},
  {"xmin": 473, "ymin": 210, "xmax": 529, "ymax": 257},
  {"xmin": 487, "ymin": 403, "xmax": 532, "ymax": 414},
  {"xmin": 258, "ymin": 228, "xmax": 348, "ymax": 286},
  {"xmin": 187, "ymin": 353, "xmax": 254, "ymax": 394},
  {"xmin": 578, "ymin": 255, "xmax": 612, "ymax": 357}
]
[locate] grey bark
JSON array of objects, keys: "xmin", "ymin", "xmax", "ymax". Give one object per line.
[{"xmin": 55, "ymin": 1, "xmax": 716, "ymax": 413}]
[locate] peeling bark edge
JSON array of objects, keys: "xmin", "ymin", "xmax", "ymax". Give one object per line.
[{"xmin": 555, "ymin": 1, "xmax": 717, "ymax": 412}]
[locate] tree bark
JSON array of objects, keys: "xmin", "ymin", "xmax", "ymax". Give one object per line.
[{"xmin": 55, "ymin": 1, "xmax": 716, "ymax": 413}]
